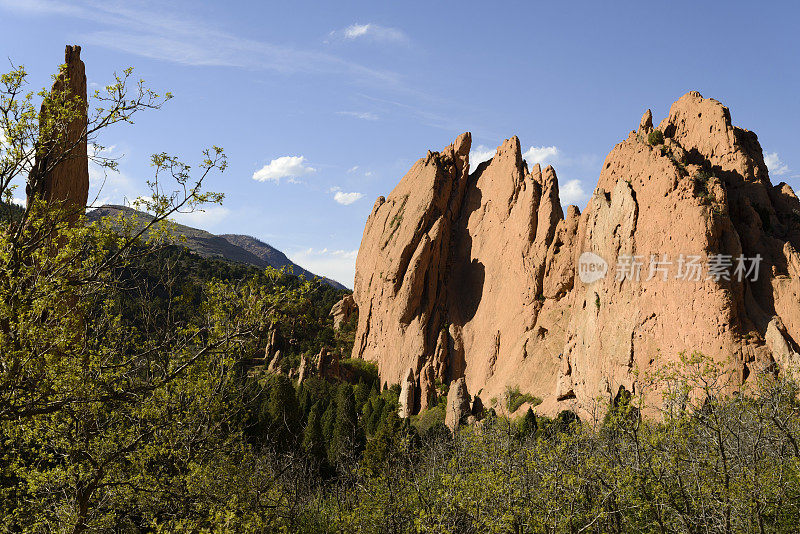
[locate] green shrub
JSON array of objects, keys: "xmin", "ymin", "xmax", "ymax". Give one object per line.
[
  {"xmin": 412, "ymin": 403, "xmax": 446, "ymax": 436},
  {"xmin": 339, "ymin": 358, "xmax": 379, "ymax": 388},
  {"xmin": 693, "ymin": 169, "xmax": 714, "ymax": 204},
  {"xmin": 505, "ymin": 386, "xmax": 542, "ymax": 413},
  {"xmin": 647, "ymin": 129, "xmax": 664, "ymax": 146}
]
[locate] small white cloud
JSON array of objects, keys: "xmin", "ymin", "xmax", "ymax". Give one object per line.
[
  {"xmin": 364, "ymin": 171, "xmax": 373, "ymax": 177},
  {"xmin": 346, "ymin": 166, "xmax": 359, "ymax": 173},
  {"xmin": 334, "ymin": 191, "xmax": 364, "ymax": 205},
  {"xmin": 329, "ymin": 23, "xmax": 409, "ymax": 44},
  {"xmin": 289, "ymin": 247, "xmax": 358, "ymax": 287},
  {"xmin": 253, "ymin": 155, "xmax": 316, "ymax": 183},
  {"xmin": 765, "ymin": 152, "xmax": 790, "ymax": 176},
  {"xmin": 469, "ymin": 145, "xmax": 495, "ymax": 172},
  {"xmin": 170, "ymin": 205, "xmax": 230, "ymax": 229},
  {"xmin": 344, "ymin": 24, "xmax": 370, "ymax": 39},
  {"xmin": 559, "ymin": 179, "xmax": 588, "ymax": 208},
  {"xmin": 523, "ymin": 145, "xmax": 559, "ymax": 167},
  {"xmin": 89, "ymin": 143, "xmax": 117, "ymax": 157},
  {"xmin": 337, "ymin": 111, "xmax": 378, "ymax": 121}
]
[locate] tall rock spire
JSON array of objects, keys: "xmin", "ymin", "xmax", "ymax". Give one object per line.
[{"xmin": 27, "ymin": 45, "xmax": 89, "ymax": 222}]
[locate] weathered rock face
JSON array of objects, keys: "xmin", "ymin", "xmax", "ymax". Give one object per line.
[
  {"xmin": 398, "ymin": 368, "xmax": 416, "ymax": 418},
  {"xmin": 330, "ymin": 294, "xmax": 357, "ymax": 331},
  {"xmin": 417, "ymin": 363, "xmax": 437, "ymax": 412},
  {"xmin": 445, "ymin": 377, "xmax": 471, "ymax": 431},
  {"xmin": 267, "ymin": 350, "xmax": 282, "ymax": 373},
  {"xmin": 295, "ymin": 348, "xmax": 357, "ymax": 384},
  {"xmin": 264, "ymin": 326, "xmax": 282, "ymax": 362},
  {"xmin": 352, "ymin": 92, "xmax": 800, "ymax": 418},
  {"xmin": 297, "ymin": 353, "xmax": 312, "ymax": 384},
  {"xmin": 27, "ymin": 45, "xmax": 89, "ymax": 220}
]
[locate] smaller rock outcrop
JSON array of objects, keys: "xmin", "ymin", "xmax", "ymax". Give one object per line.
[
  {"xmin": 398, "ymin": 368, "xmax": 416, "ymax": 418},
  {"xmin": 264, "ymin": 326, "xmax": 282, "ymax": 361},
  {"xmin": 445, "ymin": 377, "xmax": 472, "ymax": 431},
  {"xmin": 317, "ymin": 348, "xmax": 334, "ymax": 378},
  {"xmin": 297, "ymin": 354, "xmax": 313, "ymax": 384},
  {"xmin": 418, "ymin": 363, "xmax": 437, "ymax": 412},
  {"xmin": 330, "ymin": 294, "xmax": 357, "ymax": 330},
  {"xmin": 638, "ymin": 109, "xmax": 653, "ymax": 134},
  {"xmin": 267, "ymin": 350, "xmax": 282, "ymax": 373}
]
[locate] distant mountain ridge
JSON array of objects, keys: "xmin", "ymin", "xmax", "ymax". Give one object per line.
[{"xmin": 88, "ymin": 205, "xmax": 348, "ymax": 290}]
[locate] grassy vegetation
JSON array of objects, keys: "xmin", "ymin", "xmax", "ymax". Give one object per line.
[
  {"xmin": 648, "ymin": 128, "xmax": 664, "ymax": 146},
  {"xmin": 504, "ymin": 385, "xmax": 542, "ymax": 413},
  {"xmin": 339, "ymin": 358, "xmax": 379, "ymax": 388}
]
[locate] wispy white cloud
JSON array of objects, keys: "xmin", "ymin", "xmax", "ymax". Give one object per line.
[
  {"xmin": 0, "ymin": 0, "xmax": 399, "ymax": 84},
  {"xmin": 346, "ymin": 166, "xmax": 359, "ymax": 173},
  {"xmin": 337, "ymin": 111, "xmax": 379, "ymax": 121},
  {"xmin": 253, "ymin": 156, "xmax": 316, "ymax": 183},
  {"xmin": 469, "ymin": 145, "xmax": 495, "ymax": 172},
  {"xmin": 333, "ymin": 191, "xmax": 364, "ymax": 205},
  {"xmin": 355, "ymin": 93, "xmax": 476, "ymax": 133},
  {"xmin": 765, "ymin": 151, "xmax": 790, "ymax": 176},
  {"xmin": 523, "ymin": 145, "xmax": 559, "ymax": 168},
  {"xmin": 328, "ymin": 23, "xmax": 409, "ymax": 45},
  {"xmin": 289, "ymin": 247, "xmax": 358, "ymax": 287}
]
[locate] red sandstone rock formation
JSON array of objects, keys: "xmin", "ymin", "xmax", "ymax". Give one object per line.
[
  {"xmin": 398, "ymin": 368, "xmax": 415, "ymax": 418},
  {"xmin": 26, "ymin": 45, "xmax": 89, "ymax": 221},
  {"xmin": 330, "ymin": 294, "xmax": 357, "ymax": 331},
  {"xmin": 352, "ymin": 92, "xmax": 800, "ymax": 418},
  {"xmin": 445, "ymin": 377, "xmax": 471, "ymax": 431}
]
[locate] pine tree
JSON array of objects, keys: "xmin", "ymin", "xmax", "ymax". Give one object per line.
[
  {"xmin": 366, "ymin": 397, "xmax": 386, "ymax": 436},
  {"xmin": 354, "ymin": 381, "xmax": 370, "ymax": 412},
  {"xmin": 363, "ymin": 405, "xmax": 404, "ymax": 476},
  {"xmin": 297, "ymin": 383, "xmax": 313, "ymax": 423},
  {"xmin": 518, "ymin": 407, "xmax": 538, "ymax": 439},
  {"xmin": 302, "ymin": 401, "xmax": 326, "ymax": 462},
  {"xmin": 266, "ymin": 374, "xmax": 301, "ymax": 450},
  {"xmin": 330, "ymin": 383, "xmax": 363, "ymax": 463},
  {"xmin": 321, "ymin": 400, "xmax": 336, "ymax": 447},
  {"xmin": 362, "ymin": 399, "xmax": 373, "ymax": 423}
]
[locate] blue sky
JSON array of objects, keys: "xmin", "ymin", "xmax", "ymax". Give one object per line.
[{"xmin": 1, "ymin": 0, "xmax": 798, "ymax": 287}]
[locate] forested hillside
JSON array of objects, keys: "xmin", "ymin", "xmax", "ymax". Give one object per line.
[{"xmin": 89, "ymin": 204, "xmax": 348, "ymax": 289}]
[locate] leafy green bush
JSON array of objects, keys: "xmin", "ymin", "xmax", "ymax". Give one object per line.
[
  {"xmin": 504, "ymin": 386, "xmax": 542, "ymax": 413},
  {"xmin": 648, "ymin": 129, "xmax": 664, "ymax": 146},
  {"xmin": 412, "ymin": 403, "xmax": 446, "ymax": 436},
  {"xmin": 693, "ymin": 169, "xmax": 715, "ymax": 204},
  {"xmin": 339, "ymin": 358, "xmax": 379, "ymax": 388}
]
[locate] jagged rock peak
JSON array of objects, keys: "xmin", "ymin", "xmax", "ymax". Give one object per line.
[
  {"xmin": 352, "ymin": 92, "xmax": 800, "ymax": 420},
  {"xmin": 639, "ymin": 109, "xmax": 653, "ymax": 133}
]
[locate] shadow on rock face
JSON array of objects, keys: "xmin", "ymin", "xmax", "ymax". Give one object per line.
[
  {"xmin": 451, "ymin": 258, "xmax": 485, "ymax": 323},
  {"xmin": 447, "ymin": 177, "xmax": 485, "ymax": 325}
]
